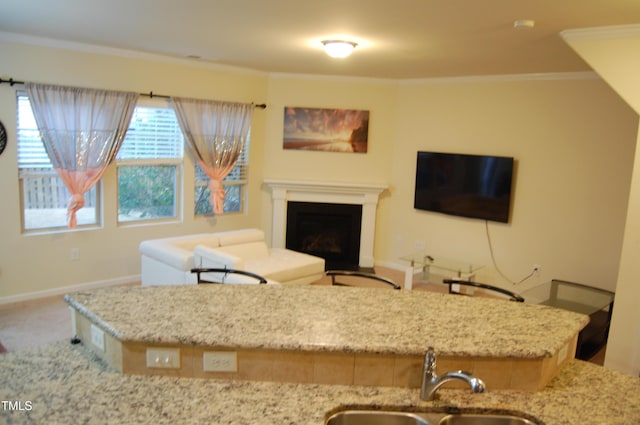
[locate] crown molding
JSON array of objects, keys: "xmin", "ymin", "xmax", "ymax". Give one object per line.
[
  {"xmin": 268, "ymin": 71, "xmax": 599, "ymax": 85},
  {"xmin": 398, "ymin": 71, "xmax": 599, "ymax": 85},
  {"xmin": 561, "ymin": 24, "xmax": 640, "ymax": 42},
  {"xmin": 0, "ymin": 31, "xmax": 267, "ymax": 77}
]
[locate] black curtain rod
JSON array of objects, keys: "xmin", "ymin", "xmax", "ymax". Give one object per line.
[{"xmin": 0, "ymin": 78, "xmax": 267, "ymax": 109}]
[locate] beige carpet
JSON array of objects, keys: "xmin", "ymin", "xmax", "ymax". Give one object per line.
[{"xmin": 0, "ymin": 295, "xmax": 73, "ymax": 352}]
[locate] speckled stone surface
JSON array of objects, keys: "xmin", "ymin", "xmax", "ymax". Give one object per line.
[
  {"xmin": 1, "ymin": 341, "xmax": 639, "ymax": 425},
  {"xmin": 65, "ymin": 285, "xmax": 588, "ymax": 358}
]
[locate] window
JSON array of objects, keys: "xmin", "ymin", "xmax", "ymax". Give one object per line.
[
  {"xmin": 17, "ymin": 94, "xmax": 100, "ymax": 231},
  {"xmin": 194, "ymin": 131, "xmax": 250, "ymax": 216},
  {"xmin": 116, "ymin": 100, "xmax": 183, "ymax": 223},
  {"xmin": 17, "ymin": 94, "xmax": 250, "ymax": 232}
]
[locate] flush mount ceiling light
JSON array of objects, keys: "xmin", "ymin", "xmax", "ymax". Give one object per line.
[{"xmin": 321, "ymin": 40, "xmax": 358, "ymax": 58}]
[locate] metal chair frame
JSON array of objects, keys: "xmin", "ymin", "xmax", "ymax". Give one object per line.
[
  {"xmin": 442, "ymin": 278, "xmax": 524, "ymax": 302},
  {"xmin": 190, "ymin": 267, "xmax": 268, "ymax": 284},
  {"xmin": 326, "ymin": 270, "xmax": 401, "ymax": 290}
]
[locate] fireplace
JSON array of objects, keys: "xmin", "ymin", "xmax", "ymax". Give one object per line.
[
  {"xmin": 264, "ymin": 179, "xmax": 388, "ymax": 269},
  {"xmin": 286, "ymin": 202, "xmax": 362, "ymax": 270}
]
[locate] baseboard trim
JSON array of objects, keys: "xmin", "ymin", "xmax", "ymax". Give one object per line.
[
  {"xmin": 0, "ymin": 275, "xmax": 141, "ymax": 306},
  {"xmin": 374, "ymin": 259, "xmax": 409, "ymax": 271}
]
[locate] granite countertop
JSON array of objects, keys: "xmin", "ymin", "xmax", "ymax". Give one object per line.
[
  {"xmin": 65, "ymin": 284, "xmax": 588, "ymax": 358},
  {"xmin": 1, "ymin": 341, "xmax": 639, "ymax": 425}
]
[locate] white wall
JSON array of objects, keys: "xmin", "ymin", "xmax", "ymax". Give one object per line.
[
  {"xmin": 261, "ymin": 74, "xmax": 637, "ymax": 296},
  {"xmin": 384, "ymin": 75, "xmax": 637, "ymax": 294},
  {"xmin": 563, "ymin": 24, "xmax": 640, "ymax": 376},
  {"xmin": 263, "ymin": 73, "xmax": 638, "ymax": 291},
  {"xmin": 0, "ymin": 39, "xmax": 268, "ymax": 300}
]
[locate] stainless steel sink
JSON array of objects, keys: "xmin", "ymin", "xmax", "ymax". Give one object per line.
[
  {"xmin": 326, "ymin": 410, "xmax": 540, "ymax": 425},
  {"xmin": 437, "ymin": 414, "xmax": 538, "ymax": 425},
  {"xmin": 325, "ymin": 410, "xmax": 430, "ymax": 425}
]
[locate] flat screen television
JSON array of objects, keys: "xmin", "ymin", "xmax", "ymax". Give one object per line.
[{"xmin": 414, "ymin": 151, "xmax": 514, "ymax": 223}]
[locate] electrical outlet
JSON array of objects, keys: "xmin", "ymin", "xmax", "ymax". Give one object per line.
[
  {"xmin": 70, "ymin": 248, "xmax": 80, "ymax": 261},
  {"xmin": 69, "ymin": 307, "xmax": 77, "ymax": 335},
  {"xmin": 146, "ymin": 348, "xmax": 181, "ymax": 369},
  {"xmin": 533, "ymin": 264, "xmax": 541, "ymax": 276},
  {"xmin": 90, "ymin": 324, "xmax": 105, "ymax": 352},
  {"xmin": 203, "ymin": 351, "xmax": 237, "ymax": 372},
  {"xmin": 413, "ymin": 240, "xmax": 426, "ymax": 252}
]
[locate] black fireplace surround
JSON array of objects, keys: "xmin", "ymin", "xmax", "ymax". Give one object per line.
[{"xmin": 286, "ymin": 201, "xmax": 362, "ymax": 270}]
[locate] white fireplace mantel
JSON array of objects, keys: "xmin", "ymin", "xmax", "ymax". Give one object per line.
[{"xmin": 264, "ymin": 179, "xmax": 389, "ymax": 268}]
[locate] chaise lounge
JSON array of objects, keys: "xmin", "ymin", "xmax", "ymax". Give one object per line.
[{"xmin": 139, "ymin": 228, "xmax": 325, "ymax": 286}]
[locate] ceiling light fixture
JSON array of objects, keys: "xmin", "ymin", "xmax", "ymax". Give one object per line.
[{"xmin": 321, "ymin": 40, "xmax": 357, "ymax": 58}]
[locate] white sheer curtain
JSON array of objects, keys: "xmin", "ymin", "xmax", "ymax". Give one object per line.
[
  {"xmin": 171, "ymin": 97, "xmax": 253, "ymax": 214},
  {"xmin": 26, "ymin": 83, "xmax": 138, "ymax": 228}
]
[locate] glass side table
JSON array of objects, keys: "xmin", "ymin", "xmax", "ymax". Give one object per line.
[
  {"xmin": 399, "ymin": 253, "xmax": 484, "ymax": 282},
  {"xmin": 521, "ymin": 279, "xmax": 615, "ymax": 360}
]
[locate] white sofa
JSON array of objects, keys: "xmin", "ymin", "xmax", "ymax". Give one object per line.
[
  {"xmin": 194, "ymin": 229, "xmax": 325, "ymax": 286},
  {"xmin": 139, "ymin": 229, "xmax": 325, "ymax": 286},
  {"xmin": 139, "ymin": 233, "xmax": 221, "ymax": 286}
]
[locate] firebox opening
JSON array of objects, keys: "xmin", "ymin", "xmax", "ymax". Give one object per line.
[{"xmin": 286, "ymin": 201, "xmax": 362, "ymax": 270}]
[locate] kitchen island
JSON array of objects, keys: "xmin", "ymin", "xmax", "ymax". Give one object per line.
[
  {"xmin": 1, "ymin": 341, "xmax": 639, "ymax": 424},
  {"xmin": 65, "ymin": 284, "xmax": 588, "ymax": 390}
]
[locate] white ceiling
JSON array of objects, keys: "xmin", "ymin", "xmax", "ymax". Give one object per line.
[{"xmin": 1, "ymin": 0, "xmax": 639, "ymax": 79}]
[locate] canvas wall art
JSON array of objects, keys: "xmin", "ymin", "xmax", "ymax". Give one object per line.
[{"xmin": 283, "ymin": 107, "xmax": 369, "ymax": 153}]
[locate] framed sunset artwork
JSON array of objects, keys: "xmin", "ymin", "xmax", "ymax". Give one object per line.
[{"xmin": 283, "ymin": 106, "xmax": 369, "ymax": 153}]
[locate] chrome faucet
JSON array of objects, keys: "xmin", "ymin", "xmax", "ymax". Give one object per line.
[{"xmin": 420, "ymin": 346, "xmax": 486, "ymax": 401}]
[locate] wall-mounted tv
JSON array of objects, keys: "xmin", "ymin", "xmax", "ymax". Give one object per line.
[{"xmin": 414, "ymin": 151, "xmax": 514, "ymax": 223}]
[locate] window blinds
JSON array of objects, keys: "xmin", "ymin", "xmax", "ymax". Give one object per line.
[
  {"xmin": 117, "ymin": 106, "xmax": 183, "ymax": 160},
  {"xmin": 17, "ymin": 95, "xmax": 184, "ymax": 169}
]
